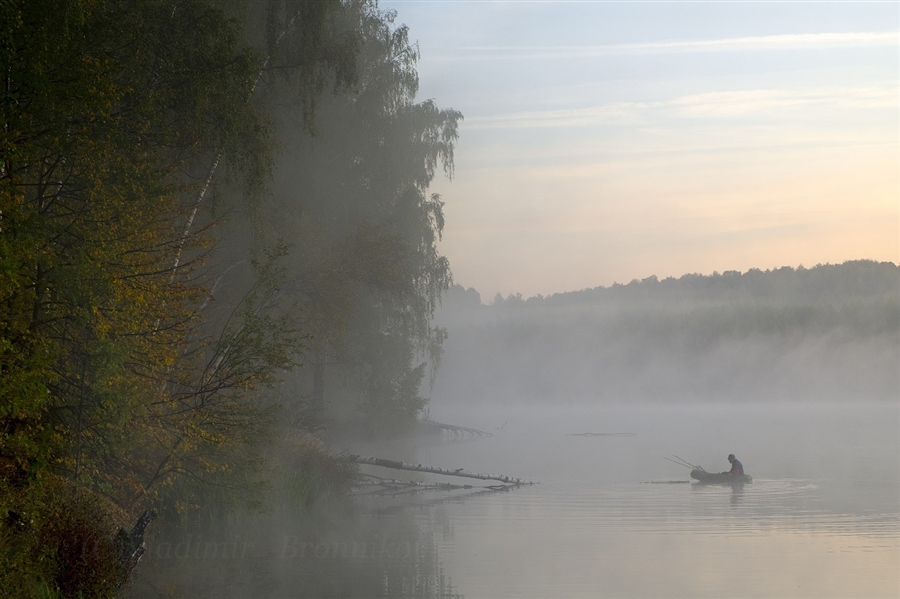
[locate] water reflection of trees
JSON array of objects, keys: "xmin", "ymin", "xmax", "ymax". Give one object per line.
[{"xmin": 130, "ymin": 505, "xmax": 463, "ymax": 599}]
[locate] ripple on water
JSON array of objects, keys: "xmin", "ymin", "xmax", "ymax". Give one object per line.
[{"xmin": 415, "ymin": 477, "xmax": 900, "ymax": 543}]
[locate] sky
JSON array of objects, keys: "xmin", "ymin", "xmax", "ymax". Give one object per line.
[{"xmin": 380, "ymin": 0, "xmax": 899, "ymax": 300}]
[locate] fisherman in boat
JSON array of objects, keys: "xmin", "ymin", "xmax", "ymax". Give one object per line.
[{"xmin": 725, "ymin": 454, "xmax": 743, "ymax": 477}]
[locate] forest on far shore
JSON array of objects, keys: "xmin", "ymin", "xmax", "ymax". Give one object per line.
[{"xmin": 434, "ymin": 260, "xmax": 899, "ymax": 404}]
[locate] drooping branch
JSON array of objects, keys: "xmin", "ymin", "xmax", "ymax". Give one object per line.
[{"xmin": 351, "ymin": 455, "xmax": 534, "ymax": 485}]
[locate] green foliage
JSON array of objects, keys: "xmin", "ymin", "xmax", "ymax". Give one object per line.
[
  {"xmin": 248, "ymin": 5, "xmax": 460, "ymax": 433},
  {"xmin": 0, "ymin": 0, "xmax": 269, "ymax": 497},
  {"xmin": 1, "ymin": 0, "xmax": 460, "ymax": 591},
  {"xmin": 0, "ymin": 0, "xmax": 368, "ymax": 492},
  {"xmin": 276, "ymin": 434, "xmax": 357, "ymax": 511},
  {"xmin": 528, "ymin": 260, "xmax": 900, "ymax": 308},
  {"xmin": 358, "ymin": 361, "xmax": 428, "ymax": 436},
  {"xmin": 0, "ymin": 476, "xmax": 127, "ymax": 598}
]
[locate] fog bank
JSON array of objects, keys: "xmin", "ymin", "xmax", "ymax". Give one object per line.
[{"xmin": 431, "ymin": 261, "xmax": 899, "ymax": 405}]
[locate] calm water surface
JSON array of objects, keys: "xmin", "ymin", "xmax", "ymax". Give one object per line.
[
  {"xmin": 353, "ymin": 403, "xmax": 899, "ymax": 599},
  {"xmin": 134, "ymin": 403, "xmax": 898, "ymax": 598}
]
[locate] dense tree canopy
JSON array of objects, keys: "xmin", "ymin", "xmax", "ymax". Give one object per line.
[
  {"xmin": 1, "ymin": 0, "xmax": 458, "ymax": 594},
  {"xmin": 2, "ymin": 0, "xmax": 262, "ymax": 498},
  {"xmin": 207, "ymin": 5, "xmax": 460, "ymax": 434}
]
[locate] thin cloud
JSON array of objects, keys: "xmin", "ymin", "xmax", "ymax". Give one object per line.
[
  {"xmin": 457, "ymin": 31, "xmax": 899, "ymax": 60},
  {"xmin": 671, "ymin": 86, "xmax": 897, "ymax": 117},
  {"xmin": 465, "ymin": 85, "xmax": 897, "ymax": 130},
  {"xmin": 466, "ymin": 102, "xmax": 648, "ymax": 130}
]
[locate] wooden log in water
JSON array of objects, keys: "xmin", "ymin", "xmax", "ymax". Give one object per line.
[
  {"xmin": 352, "ymin": 455, "xmax": 534, "ymax": 485},
  {"xmin": 417, "ymin": 420, "xmax": 493, "ymax": 440},
  {"xmin": 569, "ymin": 432, "xmax": 636, "ymax": 437}
]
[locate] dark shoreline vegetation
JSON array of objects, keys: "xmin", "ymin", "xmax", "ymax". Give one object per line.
[
  {"xmin": 0, "ymin": 1, "xmax": 897, "ymax": 598},
  {"xmin": 2, "ymin": 0, "xmax": 457, "ymax": 595}
]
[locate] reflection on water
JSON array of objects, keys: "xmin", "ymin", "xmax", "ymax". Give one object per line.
[
  {"xmin": 134, "ymin": 403, "xmax": 899, "ymax": 598},
  {"xmin": 407, "ymin": 478, "xmax": 895, "ymax": 598},
  {"xmin": 406, "ymin": 402, "xmax": 899, "ymax": 599},
  {"xmin": 132, "ymin": 507, "xmax": 463, "ymax": 598}
]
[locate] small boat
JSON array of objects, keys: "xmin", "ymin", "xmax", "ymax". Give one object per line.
[{"xmin": 690, "ymin": 469, "xmax": 752, "ymax": 484}]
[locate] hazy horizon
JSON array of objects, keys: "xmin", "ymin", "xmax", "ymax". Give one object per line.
[
  {"xmin": 430, "ymin": 260, "xmax": 899, "ymax": 406},
  {"xmin": 450, "ymin": 257, "xmax": 897, "ymax": 303}
]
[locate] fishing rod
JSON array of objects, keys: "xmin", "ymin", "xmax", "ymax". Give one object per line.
[
  {"xmin": 672, "ymin": 455, "xmax": 700, "ymax": 469},
  {"xmin": 667, "ymin": 455, "xmax": 704, "ymax": 471},
  {"xmin": 664, "ymin": 457, "xmax": 694, "ymax": 470}
]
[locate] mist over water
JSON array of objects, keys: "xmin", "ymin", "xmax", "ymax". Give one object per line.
[
  {"xmin": 133, "ymin": 401, "xmax": 898, "ymax": 598},
  {"xmin": 431, "ymin": 264, "xmax": 899, "ymax": 406},
  {"xmin": 131, "ymin": 264, "xmax": 899, "ymax": 598},
  {"xmin": 7, "ymin": 1, "xmax": 897, "ymax": 596},
  {"xmin": 350, "ymin": 401, "xmax": 899, "ymax": 598},
  {"xmin": 419, "ymin": 402, "xmax": 898, "ymax": 598}
]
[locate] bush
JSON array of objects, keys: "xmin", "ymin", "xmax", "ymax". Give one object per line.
[
  {"xmin": 0, "ymin": 477, "xmax": 129, "ymax": 598},
  {"xmin": 277, "ymin": 434, "xmax": 357, "ymax": 511}
]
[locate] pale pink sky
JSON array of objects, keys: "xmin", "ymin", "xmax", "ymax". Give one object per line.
[{"xmin": 386, "ymin": 2, "xmax": 899, "ymax": 299}]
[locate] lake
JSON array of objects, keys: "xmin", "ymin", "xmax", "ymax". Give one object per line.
[{"xmin": 132, "ymin": 402, "xmax": 899, "ymax": 598}]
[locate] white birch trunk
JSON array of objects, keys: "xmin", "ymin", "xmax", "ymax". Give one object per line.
[{"xmin": 170, "ymin": 10, "xmax": 300, "ymax": 277}]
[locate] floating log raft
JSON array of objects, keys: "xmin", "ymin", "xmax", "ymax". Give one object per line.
[{"xmin": 352, "ymin": 455, "xmax": 534, "ymax": 485}]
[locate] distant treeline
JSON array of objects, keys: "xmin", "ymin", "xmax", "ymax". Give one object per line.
[{"xmin": 434, "ymin": 261, "xmax": 899, "ymax": 404}]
